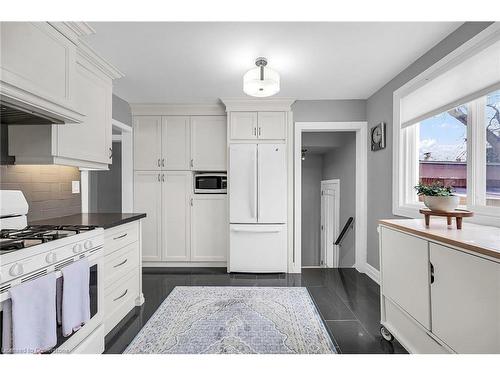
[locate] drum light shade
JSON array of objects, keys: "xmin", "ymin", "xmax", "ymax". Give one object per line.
[{"xmin": 243, "ymin": 57, "xmax": 280, "ymax": 97}]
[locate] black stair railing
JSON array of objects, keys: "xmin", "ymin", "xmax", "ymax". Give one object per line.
[{"xmin": 334, "ymin": 217, "xmax": 354, "ymax": 246}]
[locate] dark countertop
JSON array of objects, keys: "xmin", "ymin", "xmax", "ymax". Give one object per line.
[{"xmin": 31, "ymin": 213, "xmax": 146, "ymax": 230}]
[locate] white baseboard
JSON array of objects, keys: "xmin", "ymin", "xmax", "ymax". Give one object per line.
[
  {"xmin": 364, "ymin": 263, "xmax": 380, "ymax": 284},
  {"xmin": 143, "ymin": 261, "xmax": 227, "ymax": 268}
]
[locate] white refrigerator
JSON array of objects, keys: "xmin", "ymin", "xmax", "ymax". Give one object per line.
[{"xmin": 229, "ymin": 143, "xmax": 287, "ymax": 272}]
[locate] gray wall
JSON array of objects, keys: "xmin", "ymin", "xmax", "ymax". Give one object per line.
[
  {"xmin": 365, "ymin": 22, "xmax": 493, "ymax": 269},
  {"xmin": 112, "ymin": 94, "xmax": 132, "ymax": 126},
  {"xmin": 301, "ymin": 153, "xmax": 323, "ymax": 266},
  {"xmin": 293, "ymin": 100, "xmax": 366, "ymax": 122},
  {"xmin": 323, "ymin": 132, "xmax": 356, "ymax": 267}
]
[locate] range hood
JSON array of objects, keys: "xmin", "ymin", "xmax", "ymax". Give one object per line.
[{"xmin": 0, "ymin": 100, "xmax": 66, "ymax": 125}]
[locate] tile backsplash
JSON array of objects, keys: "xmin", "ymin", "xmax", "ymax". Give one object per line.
[{"xmin": 0, "ymin": 165, "xmax": 81, "ymax": 221}]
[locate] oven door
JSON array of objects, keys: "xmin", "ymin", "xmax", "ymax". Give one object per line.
[{"xmin": 194, "ymin": 174, "xmax": 227, "ymax": 194}]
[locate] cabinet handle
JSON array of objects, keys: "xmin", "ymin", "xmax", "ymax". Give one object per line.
[
  {"xmin": 113, "ymin": 289, "xmax": 128, "ymax": 301},
  {"xmin": 430, "ymin": 262, "xmax": 435, "ymax": 284},
  {"xmin": 258, "ymin": 127, "xmax": 261, "ymax": 137},
  {"xmin": 190, "ymin": 198, "xmax": 193, "ymax": 206},
  {"xmin": 162, "ymin": 158, "xmax": 165, "ymax": 167},
  {"xmin": 253, "ymin": 127, "xmax": 256, "ymax": 136},
  {"xmin": 113, "ymin": 258, "xmax": 128, "ymax": 268},
  {"xmin": 162, "ymin": 174, "xmax": 165, "ymax": 182},
  {"xmin": 109, "ymin": 147, "xmax": 113, "ymax": 159},
  {"xmin": 157, "ymin": 159, "xmax": 161, "ymax": 167},
  {"xmin": 113, "ymin": 233, "xmax": 128, "ymax": 240},
  {"xmin": 190, "ymin": 159, "xmax": 194, "ymax": 168},
  {"xmin": 158, "ymin": 174, "xmax": 161, "ymax": 182}
]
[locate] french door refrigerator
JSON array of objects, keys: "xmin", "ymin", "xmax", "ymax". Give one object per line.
[{"xmin": 229, "ymin": 143, "xmax": 287, "ymax": 272}]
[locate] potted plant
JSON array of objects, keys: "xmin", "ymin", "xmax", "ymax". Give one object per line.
[{"xmin": 414, "ymin": 182, "xmax": 460, "ymax": 212}]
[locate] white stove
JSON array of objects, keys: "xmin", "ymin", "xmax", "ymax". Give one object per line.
[{"xmin": 0, "ymin": 190, "xmax": 105, "ymax": 354}]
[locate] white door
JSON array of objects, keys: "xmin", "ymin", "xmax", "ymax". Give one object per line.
[
  {"xmin": 230, "ymin": 112, "xmax": 257, "ymax": 140},
  {"xmin": 191, "ymin": 195, "xmax": 228, "ymax": 262},
  {"xmin": 257, "ymin": 112, "xmax": 286, "ymax": 140},
  {"xmin": 320, "ymin": 180, "xmax": 340, "ymax": 268},
  {"xmin": 430, "ymin": 243, "xmax": 500, "ymax": 353},
  {"xmin": 191, "ymin": 116, "xmax": 227, "ymax": 171},
  {"xmin": 229, "ymin": 144, "xmax": 257, "ymax": 223},
  {"xmin": 258, "ymin": 144, "xmax": 287, "ymax": 223},
  {"xmin": 229, "ymin": 224, "xmax": 287, "ymax": 273},
  {"xmin": 134, "ymin": 171, "xmax": 162, "ymax": 262},
  {"xmin": 380, "ymin": 227, "xmax": 431, "ymax": 330},
  {"xmin": 162, "ymin": 116, "xmax": 190, "ymax": 170},
  {"xmin": 162, "ymin": 171, "xmax": 191, "ymax": 261},
  {"xmin": 133, "ymin": 116, "xmax": 162, "ymax": 170}
]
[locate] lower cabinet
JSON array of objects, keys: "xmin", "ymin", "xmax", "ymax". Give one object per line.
[
  {"xmin": 379, "ymin": 225, "xmax": 500, "ymax": 354},
  {"xmin": 134, "ymin": 170, "xmax": 228, "ymax": 264},
  {"xmin": 103, "ymin": 221, "xmax": 143, "ymax": 335}
]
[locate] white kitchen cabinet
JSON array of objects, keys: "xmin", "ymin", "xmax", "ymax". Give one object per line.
[
  {"xmin": 430, "ymin": 243, "xmax": 500, "ymax": 353},
  {"xmin": 229, "ymin": 112, "xmax": 258, "ymax": 140},
  {"xmin": 163, "ymin": 116, "xmax": 190, "ymax": 170},
  {"xmin": 257, "ymin": 112, "xmax": 286, "ymax": 140},
  {"xmin": 134, "ymin": 171, "xmax": 162, "ymax": 262},
  {"xmin": 380, "ymin": 227, "xmax": 431, "ymax": 329},
  {"xmin": 191, "ymin": 116, "xmax": 227, "ymax": 171},
  {"xmin": 0, "ymin": 22, "xmax": 83, "ymax": 123},
  {"xmin": 134, "ymin": 116, "xmax": 162, "ymax": 170},
  {"xmin": 162, "ymin": 171, "xmax": 192, "ymax": 261},
  {"xmin": 191, "ymin": 195, "xmax": 228, "ymax": 262}
]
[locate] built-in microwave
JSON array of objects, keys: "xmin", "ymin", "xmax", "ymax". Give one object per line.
[{"xmin": 194, "ymin": 173, "xmax": 227, "ymax": 194}]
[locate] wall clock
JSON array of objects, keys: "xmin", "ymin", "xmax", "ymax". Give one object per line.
[{"xmin": 370, "ymin": 122, "xmax": 386, "ymax": 151}]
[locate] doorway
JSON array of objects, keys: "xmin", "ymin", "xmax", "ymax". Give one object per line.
[{"xmin": 321, "ymin": 179, "xmax": 340, "ymax": 267}]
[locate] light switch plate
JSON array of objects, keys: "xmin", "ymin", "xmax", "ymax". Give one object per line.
[{"xmin": 72, "ymin": 180, "xmax": 80, "ymax": 194}]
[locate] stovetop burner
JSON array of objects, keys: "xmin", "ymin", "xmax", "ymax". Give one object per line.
[{"xmin": 0, "ymin": 224, "xmax": 98, "ymax": 254}]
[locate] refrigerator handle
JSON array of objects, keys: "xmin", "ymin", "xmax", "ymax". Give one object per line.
[{"xmin": 252, "ymin": 145, "xmax": 258, "ymax": 221}]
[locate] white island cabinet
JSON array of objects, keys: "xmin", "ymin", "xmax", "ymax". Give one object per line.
[{"xmin": 379, "ymin": 219, "xmax": 500, "ymax": 354}]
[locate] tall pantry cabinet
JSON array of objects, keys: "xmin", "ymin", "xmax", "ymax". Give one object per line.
[{"xmin": 132, "ymin": 108, "xmax": 228, "ymax": 265}]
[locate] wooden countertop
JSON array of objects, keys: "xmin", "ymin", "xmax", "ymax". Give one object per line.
[{"xmin": 379, "ymin": 219, "xmax": 500, "ymax": 261}]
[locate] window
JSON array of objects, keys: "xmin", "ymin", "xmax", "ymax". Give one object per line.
[{"xmin": 485, "ymin": 89, "xmax": 500, "ymax": 207}]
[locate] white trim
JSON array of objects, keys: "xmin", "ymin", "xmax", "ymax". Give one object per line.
[
  {"xmin": 121, "ymin": 130, "xmax": 134, "ymax": 213},
  {"xmin": 143, "ymin": 261, "xmax": 227, "ymax": 268},
  {"xmin": 76, "ymin": 40, "xmax": 124, "ymax": 80},
  {"xmin": 364, "ymin": 262, "xmax": 380, "ymax": 285},
  {"xmin": 220, "ymin": 97, "xmax": 295, "ymax": 112},
  {"xmin": 320, "ymin": 179, "xmax": 340, "ymax": 268},
  {"xmin": 131, "ymin": 103, "xmax": 226, "ymax": 116},
  {"xmin": 111, "ymin": 134, "xmax": 122, "ymax": 142},
  {"xmin": 294, "ymin": 122, "xmax": 368, "ymax": 275},
  {"xmin": 112, "ymin": 118, "xmax": 132, "ymax": 132},
  {"xmin": 80, "ymin": 170, "xmax": 89, "ymax": 213}
]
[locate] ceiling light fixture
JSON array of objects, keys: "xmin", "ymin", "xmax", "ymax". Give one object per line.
[{"xmin": 243, "ymin": 57, "xmax": 280, "ymax": 97}]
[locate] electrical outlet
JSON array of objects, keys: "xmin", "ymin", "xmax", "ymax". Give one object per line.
[{"xmin": 72, "ymin": 180, "xmax": 80, "ymax": 194}]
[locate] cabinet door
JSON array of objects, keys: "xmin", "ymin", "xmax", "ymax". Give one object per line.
[
  {"xmin": 230, "ymin": 112, "xmax": 257, "ymax": 140},
  {"xmin": 191, "ymin": 195, "xmax": 228, "ymax": 262},
  {"xmin": 133, "ymin": 116, "xmax": 162, "ymax": 170},
  {"xmin": 162, "ymin": 116, "xmax": 190, "ymax": 170},
  {"xmin": 134, "ymin": 171, "xmax": 162, "ymax": 262},
  {"xmin": 380, "ymin": 227, "xmax": 431, "ymax": 330},
  {"xmin": 257, "ymin": 112, "xmax": 286, "ymax": 140},
  {"xmin": 162, "ymin": 171, "xmax": 191, "ymax": 261},
  {"xmin": 56, "ymin": 61, "xmax": 112, "ymax": 165},
  {"xmin": 430, "ymin": 243, "xmax": 500, "ymax": 353},
  {"xmin": 191, "ymin": 116, "xmax": 227, "ymax": 171},
  {"xmin": 258, "ymin": 144, "xmax": 287, "ymax": 223}
]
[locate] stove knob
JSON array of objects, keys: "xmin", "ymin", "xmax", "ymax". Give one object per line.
[
  {"xmin": 46, "ymin": 252, "xmax": 57, "ymax": 264},
  {"xmin": 9, "ymin": 263, "xmax": 24, "ymax": 277},
  {"xmin": 84, "ymin": 240, "xmax": 93, "ymax": 250},
  {"xmin": 73, "ymin": 243, "xmax": 83, "ymax": 254}
]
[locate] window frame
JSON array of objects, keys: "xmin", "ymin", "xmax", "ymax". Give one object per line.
[{"xmin": 392, "ymin": 24, "xmax": 500, "ymax": 225}]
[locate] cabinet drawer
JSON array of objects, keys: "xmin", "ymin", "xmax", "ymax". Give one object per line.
[
  {"xmin": 383, "ymin": 297, "xmax": 450, "ymax": 354},
  {"xmin": 104, "ymin": 222, "xmax": 139, "ymax": 255},
  {"xmin": 104, "ymin": 272, "xmax": 139, "ymax": 335},
  {"xmin": 103, "ymin": 242, "xmax": 139, "ymax": 289}
]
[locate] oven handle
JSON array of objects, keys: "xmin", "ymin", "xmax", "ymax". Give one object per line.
[{"xmin": 113, "ymin": 289, "xmax": 128, "ymax": 301}]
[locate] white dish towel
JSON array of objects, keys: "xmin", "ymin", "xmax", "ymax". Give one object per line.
[
  {"xmin": 1, "ymin": 273, "xmax": 57, "ymax": 354},
  {"xmin": 61, "ymin": 258, "xmax": 90, "ymax": 337}
]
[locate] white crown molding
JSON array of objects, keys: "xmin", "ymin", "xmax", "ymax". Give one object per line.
[
  {"xmin": 77, "ymin": 40, "xmax": 124, "ymax": 80},
  {"xmin": 130, "ymin": 103, "xmax": 226, "ymax": 116},
  {"xmin": 49, "ymin": 22, "xmax": 96, "ymax": 44},
  {"xmin": 220, "ymin": 97, "xmax": 296, "ymax": 112}
]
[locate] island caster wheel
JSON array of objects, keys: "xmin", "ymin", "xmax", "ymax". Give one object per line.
[{"xmin": 380, "ymin": 326, "xmax": 394, "ymax": 342}]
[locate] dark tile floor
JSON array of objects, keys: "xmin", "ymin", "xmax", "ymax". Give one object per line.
[{"xmin": 104, "ymin": 267, "xmax": 407, "ymax": 354}]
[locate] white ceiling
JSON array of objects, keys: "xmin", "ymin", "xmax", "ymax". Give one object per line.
[{"xmin": 85, "ymin": 22, "xmax": 462, "ymax": 104}]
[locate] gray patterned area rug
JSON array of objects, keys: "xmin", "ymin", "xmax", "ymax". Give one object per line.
[{"xmin": 125, "ymin": 286, "xmax": 336, "ymax": 354}]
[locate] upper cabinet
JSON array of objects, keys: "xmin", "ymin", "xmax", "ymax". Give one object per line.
[
  {"xmin": 229, "ymin": 111, "xmax": 287, "ymax": 141},
  {"xmin": 133, "ymin": 113, "xmax": 227, "ymax": 172},
  {"xmin": 5, "ymin": 23, "xmax": 124, "ymax": 170},
  {"xmin": 0, "ymin": 22, "xmax": 86, "ymax": 123}
]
